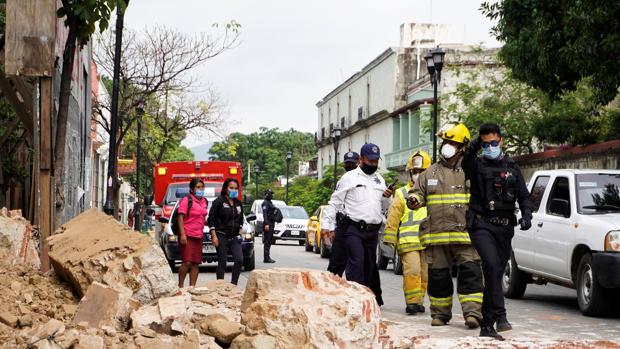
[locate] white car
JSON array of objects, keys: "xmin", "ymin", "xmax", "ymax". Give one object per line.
[
  {"xmin": 250, "ymin": 199, "xmax": 286, "ymax": 236},
  {"xmin": 504, "ymin": 169, "xmax": 620, "ymax": 316},
  {"xmin": 268, "ymin": 206, "xmax": 309, "ymax": 246}
]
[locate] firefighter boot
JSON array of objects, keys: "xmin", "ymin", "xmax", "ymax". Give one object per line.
[
  {"xmin": 480, "ymin": 324, "xmax": 505, "ymax": 341},
  {"xmin": 465, "ymin": 316, "xmax": 480, "ymax": 329},
  {"xmin": 416, "ymin": 304, "xmax": 426, "ymax": 313},
  {"xmin": 496, "ymin": 317, "xmax": 512, "ymax": 332},
  {"xmin": 405, "ymin": 304, "xmax": 418, "ymax": 315},
  {"xmin": 431, "ymin": 318, "xmax": 448, "ymax": 326}
]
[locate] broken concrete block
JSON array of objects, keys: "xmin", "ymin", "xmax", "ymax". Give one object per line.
[
  {"xmin": 72, "ymin": 282, "xmax": 139, "ymax": 331},
  {"xmin": 75, "ymin": 334, "xmax": 105, "ymax": 349},
  {"xmin": 48, "ymin": 209, "xmax": 177, "ymax": 304},
  {"xmin": 62, "ymin": 304, "xmax": 78, "ymax": 316},
  {"xmin": 26, "ymin": 319, "xmax": 65, "ymax": 344},
  {"xmin": 240, "ymin": 268, "xmax": 381, "ymax": 349},
  {"xmin": 206, "ymin": 318, "xmax": 243, "ymax": 344},
  {"xmin": 230, "ymin": 333, "xmax": 276, "ymax": 349},
  {"xmin": 0, "ymin": 311, "xmax": 18, "ymax": 327},
  {"xmin": 131, "ymin": 293, "xmax": 192, "ymax": 335},
  {"xmin": 0, "ymin": 209, "xmax": 40, "ymax": 268}
]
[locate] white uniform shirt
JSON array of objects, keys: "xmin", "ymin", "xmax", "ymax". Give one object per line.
[{"xmin": 321, "ymin": 167, "xmax": 392, "ymax": 231}]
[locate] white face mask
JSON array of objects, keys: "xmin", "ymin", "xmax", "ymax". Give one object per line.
[
  {"xmin": 441, "ymin": 144, "xmax": 458, "ymax": 159},
  {"xmin": 412, "ymin": 174, "xmax": 420, "ymax": 183}
]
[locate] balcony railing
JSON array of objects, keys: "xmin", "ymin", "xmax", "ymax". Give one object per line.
[{"xmin": 385, "ymin": 143, "xmax": 432, "ymax": 169}]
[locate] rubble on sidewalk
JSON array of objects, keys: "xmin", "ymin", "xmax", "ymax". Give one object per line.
[
  {"xmin": 235, "ymin": 268, "xmax": 382, "ymax": 349},
  {"xmin": 0, "ymin": 208, "xmax": 40, "ymax": 268},
  {"xmin": 48, "ymin": 208, "xmax": 177, "ymax": 304}
]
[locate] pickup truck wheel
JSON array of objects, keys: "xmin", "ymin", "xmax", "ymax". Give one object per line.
[
  {"xmin": 503, "ymin": 253, "xmax": 528, "ymax": 299},
  {"xmin": 376, "ymin": 244, "xmax": 389, "ymax": 270},
  {"xmin": 576, "ymin": 254, "xmax": 612, "ymax": 316}
]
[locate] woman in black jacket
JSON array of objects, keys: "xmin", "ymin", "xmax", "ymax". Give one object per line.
[{"xmin": 207, "ymin": 178, "xmax": 244, "ymax": 284}]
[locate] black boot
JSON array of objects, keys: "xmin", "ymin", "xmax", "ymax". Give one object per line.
[
  {"xmin": 405, "ymin": 304, "xmax": 418, "ymax": 315},
  {"xmin": 496, "ymin": 317, "xmax": 512, "ymax": 332},
  {"xmin": 416, "ymin": 304, "xmax": 426, "ymax": 313},
  {"xmin": 480, "ymin": 324, "xmax": 504, "ymax": 341}
]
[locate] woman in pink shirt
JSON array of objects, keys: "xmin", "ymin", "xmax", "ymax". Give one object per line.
[{"xmin": 177, "ymin": 178, "xmax": 208, "ymax": 288}]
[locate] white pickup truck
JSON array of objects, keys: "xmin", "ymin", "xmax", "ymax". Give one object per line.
[{"xmin": 503, "ymin": 169, "xmax": 620, "ymax": 316}]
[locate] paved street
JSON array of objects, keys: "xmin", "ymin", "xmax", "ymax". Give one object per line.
[{"xmin": 176, "ymin": 240, "xmax": 620, "ymax": 342}]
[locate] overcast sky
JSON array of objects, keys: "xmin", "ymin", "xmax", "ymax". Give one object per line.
[{"xmin": 124, "ymin": 0, "xmax": 499, "ymax": 147}]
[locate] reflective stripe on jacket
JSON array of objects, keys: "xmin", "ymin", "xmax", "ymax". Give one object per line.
[
  {"xmin": 384, "ymin": 185, "xmax": 427, "ymax": 253},
  {"xmin": 409, "ymin": 159, "xmax": 471, "ymax": 246}
]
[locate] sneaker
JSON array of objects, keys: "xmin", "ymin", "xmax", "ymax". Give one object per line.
[
  {"xmin": 416, "ymin": 304, "xmax": 426, "ymax": 313},
  {"xmin": 431, "ymin": 318, "xmax": 447, "ymax": 326},
  {"xmin": 496, "ymin": 317, "xmax": 512, "ymax": 332},
  {"xmin": 263, "ymin": 259, "xmax": 276, "ymax": 263},
  {"xmin": 465, "ymin": 316, "xmax": 480, "ymax": 329},
  {"xmin": 405, "ymin": 304, "xmax": 418, "ymax": 315},
  {"xmin": 480, "ymin": 324, "xmax": 505, "ymax": 340}
]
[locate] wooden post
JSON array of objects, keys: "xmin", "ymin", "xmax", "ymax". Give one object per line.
[{"xmin": 39, "ymin": 77, "xmax": 53, "ymax": 272}]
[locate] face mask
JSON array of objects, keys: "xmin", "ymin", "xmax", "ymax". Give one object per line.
[
  {"xmin": 412, "ymin": 174, "xmax": 420, "ymax": 183},
  {"xmin": 482, "ymin": 145, "xmax": 502, "ymax": 160},
  {"xmin": 228, "ymin": 189, "xmax": 239, "ymax": 199},
  {"xmin": 194, "ymin": 190, "xmax": 205, "ymax": 199},
  {"xmin": 441, "ymin": 144, "xmax": 457, "ymax": 159},
  {"xmin": 361, "ymin": 163, "xmax": 378, "ymax": 175},
  {"xmin": 344, "ymin": 164, "xmax": 357, "ymax": 172}
]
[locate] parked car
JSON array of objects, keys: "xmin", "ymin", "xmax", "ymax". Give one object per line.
[
  {"xmin": 158, "ymin": 199, "xmax": 256, "ymax": 272},
  {"xmin": 250, "ymin": 199, "xmax": 287, "ymax": 236},
  {"xmin": 266, "ymin": 206, "xmax": 309, "ymax": 245},
  {"xmin": 306, "ymin": 205, "xmax": 334, "ymax": 258},
  {"xmin": 504, "ymin": 169, "xmax": 620, "ymax": 316}
]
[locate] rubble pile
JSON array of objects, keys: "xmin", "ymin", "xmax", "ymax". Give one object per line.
[{"xmin": 0, "ymin": 208, "xmax": 40, "ymax": 269}]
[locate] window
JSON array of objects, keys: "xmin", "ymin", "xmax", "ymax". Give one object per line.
[
  {"xmin": 348, "ymin": 95, "xmax": 352, "ymax": 126},
  {"xmin": 329, "ymin": 123, "xmax": 334, "ymax": 133},
  {"xmin": 321, "ymin": 127, "xmax": 325, "ymax": 139},
  {"xmin": 546, "ymin": 177, "xmax": 571, "ymax": 217},
  {"xmin": 529, "ymin": 176, "xmax": 550, "ymax": 212},
  {"xmin": 358, "ymin": 107, "xmax": 363, "ymax": 120},
  {"xmin": 340, "ymin": 117, "xmax": 345, "ymax": 128}
]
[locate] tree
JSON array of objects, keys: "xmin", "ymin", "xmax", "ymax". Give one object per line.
[
  {"xmin": 481, "ymin": 0, "xmax": 620, "ymax": 104},
  {"xmin": 55, "ymin": 0, "xmax": 118, "ymax": 223}
]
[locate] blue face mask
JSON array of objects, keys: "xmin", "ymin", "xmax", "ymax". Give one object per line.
[
  {"xmin": 228, "ymin": 189, "xmax": 239, "ymax": 199},
  {"xmin": 482, "ymin": 145, "xmax": 502, "ymax": 159},
  {"xmin": 194, "ymin": 190, "xmax": 205, "ymax": 199}
]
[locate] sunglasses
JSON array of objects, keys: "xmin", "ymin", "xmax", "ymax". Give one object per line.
[{"xmin": 481, "ymin": 140, "xmax": 500, "ymax": 148}]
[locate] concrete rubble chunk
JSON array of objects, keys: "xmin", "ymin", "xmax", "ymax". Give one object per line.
[
  {"xmin": 205, "ymin": 318, "xmax": 243, "ymax": 344},
  {"xmin": 26, "ymin": 319, "xmax": 66, "ymax": 344},
  {"xmin": 72, "ymin": 282, "xmax": 139, "ymax": 331},
  {"xmin": 0, "ymin": 208, "xmax": 40, "ymax": 268},
  {"xmin": 75, "ymin": 334, "xmax": 105, "ymax": 349},
  {"xmin": 0, "ymin": 310, "xmax": 18, "ymax": 328},
  {"xmin": 239, "ymin": 268, "xmax": 381, "ymax": 349},
  {"xmin": 48, "ymin": 208, "xmax": 177, "ymax": 304},
  {"xmin": 230, "ymin": 334, "xmax": 276, "ymax": 349}
]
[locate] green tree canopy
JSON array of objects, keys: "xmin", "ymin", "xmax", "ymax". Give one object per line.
[{"xmin": 481, "ymin": 0, "xmax": 620, "ymax": 104}]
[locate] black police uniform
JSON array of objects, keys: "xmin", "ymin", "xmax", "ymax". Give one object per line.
[
  {"xmin": 262, "ymin": 198, "xmax": 276, "ymax": 262},
  {"xmin": 463, "ymin": 139, "xmax": 533, "ymax": 327}
]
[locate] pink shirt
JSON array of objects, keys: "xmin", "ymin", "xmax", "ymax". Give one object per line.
[{"xmin": 177, "ymin": 194, "xmax": 208, "ymax": 238}]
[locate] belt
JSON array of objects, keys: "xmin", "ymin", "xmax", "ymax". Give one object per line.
[
  {"xmin": 349, "ymin": 219, "xmax": 381, "ymax": 231},
  {"xmin": 476, "ymin": 215, "xmax": 511, "ymax": 226}
]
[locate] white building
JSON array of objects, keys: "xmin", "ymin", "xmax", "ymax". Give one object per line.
[{"xmin": 315, "ymin": 23, "xmax": 500, "ymax": 177}]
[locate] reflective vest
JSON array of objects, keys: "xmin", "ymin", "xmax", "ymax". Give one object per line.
[{"xmin": 395, "ymin": 186, "xmax": 427, "ymax": 253}]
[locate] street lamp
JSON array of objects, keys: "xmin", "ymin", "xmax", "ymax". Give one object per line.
[
  {"xmin": 426, "ymin": 46, "xmax": 445, "ymax": 163},
  {"xmin": 103, "ymin": 0, "xmax": 130, "ymax": 217},
  {"xmin": 331, "ymin": 128, "xmax": 342, "ymax": 190},
  {"xmin": 285, "ymin": 151, "xmax": 292, "ymax": 205},
  {"xmin": 253, "ymin": 165, "xmax": 260, "ymax": 201},
  {"xmin": 134, "ymin": 98, "xmax": 145, "ymax": 231}
]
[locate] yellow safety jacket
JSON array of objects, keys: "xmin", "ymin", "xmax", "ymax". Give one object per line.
[
  {"xmin": 384, "ymin": 184, "xmax": 427, "ymax": 254},
  {"xmin": 408, "ymin": 159, "xmax": 471, "ymax": 246}
]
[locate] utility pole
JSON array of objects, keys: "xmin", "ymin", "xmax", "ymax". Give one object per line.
[{"xmin": 104, "ymin": 0, "xmax": 129, "ymax": 216}]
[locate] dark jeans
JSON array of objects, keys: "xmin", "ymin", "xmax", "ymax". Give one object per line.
[
  {"xmin": 216, "ymin": 233, "xmax": 243, "ymax": 285},
  {"xmin": 327, "ymin": 225, "xmax": 347, "ymax": 276},
  {"xmin": 344, "ymin": 224, "xmax": 383, "ymax": 306},
  {"xmin": 263, "ymin": 226, "xmax": 273, "ymax": 261},
  {"xmin": 470, "ymin": 219, "xmax": 514, "ymax": 325}
]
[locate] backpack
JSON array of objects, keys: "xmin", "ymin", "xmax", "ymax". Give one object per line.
[
  {"xmin": 271, "ymin": 207, "xmax": 283, "ymax": 223},
  {"xmin": 170, "ymin": 196, "xmax": 203, "ymax": 235}
]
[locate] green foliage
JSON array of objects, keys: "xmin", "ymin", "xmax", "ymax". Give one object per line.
[
  {"xmin": 481, "ymin": 0, "xmax": 620, "ymax": 104},
  {"xmin": 444, "ymin": 68, "xmax": 620, "ymax": 152},
  {"xmin": 210, "ymin": 127, "xmax": 316, "ymax": 188},
  {"xmin": 57, "ymin": 0, "xmax": 118, "ymax": 46}
]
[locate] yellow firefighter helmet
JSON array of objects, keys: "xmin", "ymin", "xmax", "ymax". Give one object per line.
[
  {"xmin": 437, "ymin": 123, "xmax": 471, "ymax": 144},
  {"xmin": 406, "ymin": 150, "xmax": 431, "ymax": 171}
]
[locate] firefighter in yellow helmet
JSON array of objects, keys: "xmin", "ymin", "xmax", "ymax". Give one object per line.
[
  {"xmin": 407, "ymin": 123, "xmax": 484, "ymax": 328},
  {"xmin": 383, "ymin": 150, "xmax": 431, "ymax": 315}
]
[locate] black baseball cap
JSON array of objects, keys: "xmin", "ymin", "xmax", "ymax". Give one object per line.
[
  {"xmin": 360, "ymin": 143, "xmax": 381, "ymax": 160},
  {"xmin": 343, "ymin": 151, "xmax": 360, "ymax": 163}
]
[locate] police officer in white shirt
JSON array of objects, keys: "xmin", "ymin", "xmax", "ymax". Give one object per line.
[{"xmin": 321, "ymin": 143, "xmax": 393, "ymax": 306}]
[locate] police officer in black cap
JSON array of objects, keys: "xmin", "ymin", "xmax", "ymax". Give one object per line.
[
  {"xmin": 321, "ymin": 144, "xmax": 392, "ymax": 306},
  {"xmin": 327, "ymin": 151, "xmax": 360, "ymax": 276},
  {"xmin": 262, "ymin": 189, "xmax": 277, "ymax": 263},
  {"xmin": 462, "ymin": 123, "xmax": 533, "ymax": 340}
]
